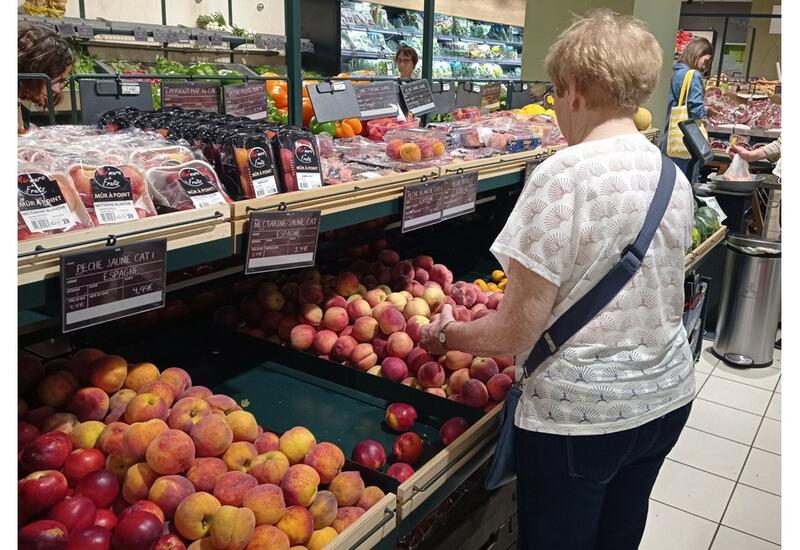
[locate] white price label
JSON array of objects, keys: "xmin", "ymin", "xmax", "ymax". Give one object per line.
[
  {"xmin": 253, "ymin": 176, "xmax": 279, "ymax": 198},
  {"xmin": 95, "ymin": 202, "xmax": 138, "ymax": 225},
  {"xmin": 297, "ymin": 172, "xmax": 323, "ymax": 190},
  {"xmin": 188, "ymin": 192, "xmax": 227, "ymax": 209}
]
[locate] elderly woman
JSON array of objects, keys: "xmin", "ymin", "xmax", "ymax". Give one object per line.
[{"xmin": 421, "ymin": 10, "xmax": 694, "ymax": 550}]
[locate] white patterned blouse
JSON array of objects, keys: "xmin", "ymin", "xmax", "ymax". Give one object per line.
[{"xmin": 491, "ymin": 132, "xmax": 696, "ymax": 436}]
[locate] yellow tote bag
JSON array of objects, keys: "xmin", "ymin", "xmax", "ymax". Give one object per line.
[{"xmin": 666, "ymin": 69, "xmax": 708, "ymax": 159}]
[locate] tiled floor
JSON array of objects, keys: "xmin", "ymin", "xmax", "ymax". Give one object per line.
[{"xmin": 641, "ymin": 340, "xmax": 781, "ymax": 549}]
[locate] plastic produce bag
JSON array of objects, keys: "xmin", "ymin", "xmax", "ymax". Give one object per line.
[
  {"xmin": 146, "ymin": 160, "xmax": 232, "ymax": 210},
  {"xmin": 17, "ymin": 167, "xmax": 94, "ymax": 240},
  {"xmin": 724, "ymin": 154, "xmax": 752, "ymax": 181},
  {"xmin": 223, "ymin": 132, "xmax": 282, "ymax": 199}
]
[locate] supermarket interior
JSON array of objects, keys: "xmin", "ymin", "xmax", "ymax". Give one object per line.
[{"xmin": 14, "ymin": 0, "xmax": 787, "ymax": 549}]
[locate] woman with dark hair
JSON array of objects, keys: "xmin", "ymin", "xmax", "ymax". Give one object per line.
[
  {"xmin": 395, "ymin": 45, "xmax": 418, "ymax": 79},
  {"xmin": 18, "ymin": 22, "xmax": 74, "ymax": 130},
  {"xmin": 663, "ymin": 37, "xmax": 714, "ymax": 176}
]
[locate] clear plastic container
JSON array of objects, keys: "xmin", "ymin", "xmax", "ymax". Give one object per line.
[
  {"xmin": 67, "ymin": 162, "xmax": 157, "ymax": 225},
  {"xmin": 273, "ymin": 127, "xmax": 323, "ymax": 192},
  {"xmin": 383, "ymin": 128, "xmax": 447, "ymax": 162},
  {"xmin": 129, "ymin": 145, "xmax": 196, "ymax": 170},
  {"xmin": 146, "ymin": 160, "xmax": 233, "ymax": 211},
  {"xmin": 17, "ymin": 167, "xmax": 94, "ymax": 240}
]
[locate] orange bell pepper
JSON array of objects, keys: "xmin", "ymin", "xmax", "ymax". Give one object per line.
[
  {"xmin": 269, "ymin": 81, "xmax": 288, "ymax": 109},
  {"xmin": 342, "ymin": 118, "xmax": 362, "ymax": 135},
  {"xmin": 335, "ymin": 122, "xmax": 355, "ymax": 139},
  {"xmin": 302, "ymin": 97, "xmax": 315, "ymax": 128}
]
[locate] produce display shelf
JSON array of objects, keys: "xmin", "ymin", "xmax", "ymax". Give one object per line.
[
  {"xmin": 17, "ymin": 14, "xmax": 296, "ymax": 53},
  {"xmin": 433, "ymin": 56, "xmax": 522, "ymax": 67},
  {"xmin": 685, "ymin": 226, "xmax": 728, "ymax": 273},
  {"xmin": 706, "ymin": 125, "xmax": 781, "ymax": 139},
  {"xmin": 435, "ymin": 34, "xmax": 524, "ymax": 48}
]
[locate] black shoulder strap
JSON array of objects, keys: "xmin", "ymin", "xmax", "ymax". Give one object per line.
[{"xmin": 523, "ymin": 154, "xmax": 677, "ymax": 376}]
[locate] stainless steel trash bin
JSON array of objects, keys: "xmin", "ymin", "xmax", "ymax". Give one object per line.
[{"xmin": 713, "ymin": 234, "xmax": 781, "ymax": 367}]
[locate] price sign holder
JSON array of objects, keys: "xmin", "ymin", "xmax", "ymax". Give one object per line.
[
  {"xmin": 354, "ymin": 81, "xmax": 401, "ymax": 120},
  {"xmin": 245, "ymin": 210, "xmax": 321, "ymax": 274},
  {"xmin": 455, "ymin": 82, "xmax": 482, "ymax": 108},
  {"xmin": 177, "ymin": 29, "xmax": 191, "ymax": 43},
  {"xmin": 430, "ymin": 81, "xmax": 456, "ymax": 115},
  {"xmin": 480, "ymin": 83, "xmax": 502, "ymax": 111},
  {"xmin": 197, "ymin": 33, "xmax": 211, "ymax": 48},
  {"xmin": 211, "ymin": 34, "xmax": 224, "ymax": 46},
  {"xmin": 400, "ymin": 79, "xmax": 436, "ymax": 116},
  {"xmin": 152, "ymin": 27, "xmax": 167, "ymax": 42},
  {"xmin": 442, "ymin": 171, "xmax": 479, "ymax": 220},
  {"xmin": 224, "ymin": 81, "xmax": 268, "ymax": 119},
  {"xmin": 162, "ymin": 81, "xmax": 221, "ymax": 113},
  {"xmin": 133, "ymin": 27, "xmax": 148, "ymax": 41},
  {"xmin": 307, "ymin": 81, "xmax": 361, "ymax": 123},
  {"xmin": 61, "ymin": 239, "xmax": 167, "ymax": 333},
  {"xmin": 402, "ymin": 179, "xmax": 445, "ymax": 233},
  {"xmin": 507, "ymin": 82, "xmax": 532, "ymax": 110},
  {"xmin": 76, "ymin": 24, "xmax": 94, "ymax": 39},
  {"xmin": 79, "ymin": 81, "xmax": 153, "ymax": 124},
  {"xmin": 56, "ymin": 23, "xmax": 76, "ymax": 38}
]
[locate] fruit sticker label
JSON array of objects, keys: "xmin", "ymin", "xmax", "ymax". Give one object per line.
[
  {"xmin": 247, "ymin": 147, "xmax": 279, "ymax": 198},
  {"xmin": 245, "ymin": 210, "xmax": 321, "ymax": 274},
  {"xmin": 292, "ymin": 140, "xmax": 322, "ymax": 190},
  {"xmin": 61, "ymin": 239, "xmax": 167, "ymax": 332},
  {"xmin": 91, "ymin": 166, "xmax": 138, "ymax": 225},
  {"xmin": 17, "ymin": 172, "xmax": 77, "ymax": 232},
  {"xmin": 402, "ymin": 179, "xmax": 445, "ymax": 232},
  {"xmin": 178, "ymin": 168, "xmax": 228, "ymax": 208}
]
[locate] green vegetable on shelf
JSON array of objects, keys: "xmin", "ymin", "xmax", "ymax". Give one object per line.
[
  {"xmin": 151, "ymin": 84, "xmax": 162, "ymax": 110},
  {"xmin": 188, "ymin": 63, "xmax": 219, "ymax": 77},
  {"xmin": 218, "ymin": 69, "xmax": 245, "ymax": 85},
  {"xmin": 309, "ymin": 117, "xmax": 336, "ymax": 136},
  {"xmin": 155, "ymin": 56, "xmax": 189, "ymax": 76}
]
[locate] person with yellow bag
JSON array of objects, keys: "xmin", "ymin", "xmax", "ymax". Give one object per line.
[{"xmin": 663, "ymin": 37, "xmax": 714, "ymax": 180}]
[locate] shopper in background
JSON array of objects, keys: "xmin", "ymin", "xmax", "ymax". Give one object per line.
[
  {"xmin": 421, "ymin": 10, "xmax": 695, "ymax": 550},
  {"xmin": 663, "ymin": 37, "xmax": 715, "ymax": 179},
  {"xmin": 17, "ymin": 22, "xmax": 74, "ymax": 131},
  {"xmin": 395, "ymin": 45, "xmax": 418, "ymax": 79}
]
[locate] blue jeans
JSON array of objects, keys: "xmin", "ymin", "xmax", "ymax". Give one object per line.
[{"xmin": 515, "ymin": 402, "xmax": 692, "ymax": 550}]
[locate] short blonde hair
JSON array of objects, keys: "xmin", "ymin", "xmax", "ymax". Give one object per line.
[{"xmin": 544, "ymin": 9, "xmax": 662, "ymax": 114}]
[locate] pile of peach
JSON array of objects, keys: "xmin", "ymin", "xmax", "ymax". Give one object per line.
[
  {"xmin": 218, "ymin": 250, "xmax": 516, "ymax": 411},
  {"xmin": 18, "ymin": 350, "xmax": 387, "ymax": 550}
]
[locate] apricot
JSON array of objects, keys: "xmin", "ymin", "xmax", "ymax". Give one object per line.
[
  {"xmin": 226, "ymin": 411, "xmax": 259, "ymax": 443},
  {"xmin": 357, "ymin": 486, "xmax": 385, "ymax": 510},
  {"xmin": 276, "ymin": 506, "xmax": 314, "ymax": 546},
  {"xmin": 307, "ymin": 527, "xmax": 338, "ymax": 550},
  {"xmin": 250, "ymin": 451, "xmax": 290, "ymax": 485},
  {"xmin": 149, "ymin": 474, "xmax": 196, "ymax": 518},
  {"xmin": 242, "ymin": 483, "xmax": 286, "ymax": 526},
  {"xmin": 246, "ymin": 525, "xmax": 289, "ymax": 550},
  {"xmin": 331, "ymin": 506, "xmax": 365, "ymax": 533},
  {"xmin": 123, "ymin": 462, "xmax": 159, "ymax": 503},
  {"xmin": 280, "ymin": 464, "xmax": 320, "ymax": 507},
  {"xmin": 123, "ymin": 362, "xmax": 160, "ymax": 392},
  {"xmin": 214, "ymin": 471, "xmax": 258, "ymax": 507},
  {"xmin": 89, "ymin": 355, "xmax": 128, "ymax": 394},
  {"xmin": 277, "ymin": 427, "xmax": 317, "ymax": 465},
  {"xmin": 328, "ymin": 471, "xmax": 364, "ymax": 507},
  {"xmin": 174, "ymin": 492, "xmax": 222, "ymax": 541},
  {"xmin": 222, "ymin": 442, "xmax": 258, "ymax": 472},
  {"xmin": 124, "ymin": 419, "xmax": 169, "ymax": 461},
  {"xmin": 209, "ymin": 505, "xmax": 255, "ymax": 550},
  {"xmin": 124, "ymin": 393, "xmax": 169, "ymax": 424},
  {"xmin": 187, "ymin": 457, "xmax": 228, "ymax": 493},
  {"xmin": 146, "ymin": 429, "xmax": 196, "ymax": 475},
  {"xmin": 247, "ymin": 525, "xmax": 290, "ymax": 550},
  {"xmin": 70, "ymin": 420, "xmax": 105, "ymax": 449},
  {"xmin": 191, "ymin": 414, "xmax": 234, "ymax": 457},
  {"xmin": 166, "ymin": 397, "xmax": 210, "ymax": 434}
]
